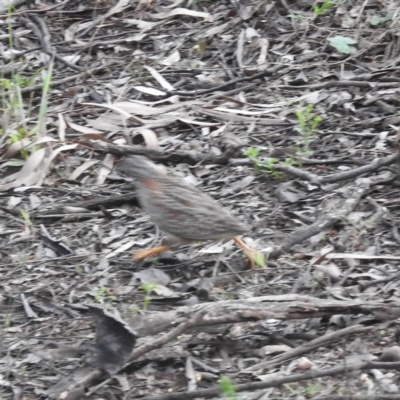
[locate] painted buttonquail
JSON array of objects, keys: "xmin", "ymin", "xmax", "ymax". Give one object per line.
[{"xmin": 117, "ymin": 156, "xmax": 257, "ymax": 267}]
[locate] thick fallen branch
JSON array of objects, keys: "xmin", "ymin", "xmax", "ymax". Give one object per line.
[
  {"xmin": 316, "ymin": 396, "xmax": 400, "ymax": 400},
  {"xmin": 139, "ymin": 361, "xmax": 400, "ymax": 400},
  {"xmin": 34, "ymin": 193, "xmax": 139, "ymax": 216},
  {"xmin": 47, "ymin": 296, "xmax": 400, "ymax": 398},
  {"xmin": 90, "ymin": 141, "xmax": 233, "ymax": 166}
]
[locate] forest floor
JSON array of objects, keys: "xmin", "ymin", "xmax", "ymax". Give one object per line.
[{"xmin": 2, "ymin": 0, "xmax": 400, "ymax": 399}]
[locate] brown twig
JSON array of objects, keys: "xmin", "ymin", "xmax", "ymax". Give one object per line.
[
  {"xmin": 275, "ymin": 154, "xmax": 399, "ymax": 185},
  {"xmin": 90, "ymin": 141, "xmax": 232, "ymax": 166},
  {"xmin": 244, "ymin": 324, "xmax": 371, "ymax": 372},
  {"xmin": 269, "ymin": 182, "xmax": 368, "ymax": 259},
  {"xmin": 17, "ymin": 61, "xmax": 119, "ymax": 94}
]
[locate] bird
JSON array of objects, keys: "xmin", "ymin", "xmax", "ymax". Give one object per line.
[{"xmin": 116, "ymin": 156, "xmax": 258, "ymax": 267}]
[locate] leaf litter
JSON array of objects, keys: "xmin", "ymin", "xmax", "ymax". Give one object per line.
[{"xmin": 2, "ymin": 0, "xmax": 400, "ymax": 399}]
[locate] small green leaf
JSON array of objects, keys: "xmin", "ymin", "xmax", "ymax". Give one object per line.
[
  {"xmin": 313, "ymin": 1, "xmax": 334, "ymax": 14},
  {"xmin": 220, "ymin": 376, "xmax": 236, "ymax": 397},
  {"xmin": 328, "ymin": 36, "xmax": 357, "ymax": 54},
  {"xmin": 252, "ymin": 250, "xmax": 266, "ymax": 268},
  {"xmin": 369, "ymin": 15, "xmax": 392, "ymax": 26}
]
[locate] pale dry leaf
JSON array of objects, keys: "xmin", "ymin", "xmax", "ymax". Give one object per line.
[
  {"xmin": 0, "ymin": 171, "xmax": 20, "ymax": 185},
  {"xmin": 328, "ymin": 287, "xmax": 350, "ymax": 301},
  {"xmin": 82, "ymin": 103, "xmax": 143, "ymax": 125},
  {"xmin": 3, "ymin": 139, "xmax": 32, "ymax": 159},
  {"xmin": 113, "ymin": 101, "xmax": 168, "ymax": 116},
  {"xmin": 304, "ymin": 91, "xmax": 321, "ymax": 104},
  {"xmin": 150, "ymin": 8, "xmax": 213, "ymax": 22},
  {"xmin": 260, "ymin": 344, "xmax": 291, "ymax": 356},
  {"xmin": 106, "ymin": 241, "xmax": 136, "ymax": 258},
  {"xmin": 101, "ymin": 227, "xmax": 128, "ymax": 245},
  {"xmin": 214, "ymin": 107, "xmax": 280, "ymax": 116},
  {"xmin": 150, "ymin": 285, "xmax": 178, "ymax": 297},
  {"xmin": 114, "ymin": 374, "xmax": 130, "ymax": 392},
  {"xmin": 7, "ymin": 196, "xmax": 22, "ymax": 208},
  {"xmin": 82, "ymin": 103, "xmax": 140, "ymax": 121},
  {"xmin": 257, "ymin": 38, "xmax": 269, "ymax": 69},
  {"xmin": 246, "ymin": 27, "xmax": 260, "ymax": 40},
  {"xmin": 36, "ymin": 144, "xmax": 78, "ymax": 186},
  {"xmin": 85, "ymin": 117, "xmax": 121, "ymax": 132},
  {"xmin": 160, "ymin": 50, "xmax": 181, "ymax": 66},
  {"xmin": 62, "ymin": 55, "xmax": 81, "ymax": 65},
  {"xmin": 58, "ymin": 113, "xmax": 67, "ymax": 141},
  {"xmin": 70, "ymin": 160, "xmax": 99, "ymax": 181},
  {"xmin": 90, "ymin": 113, "xmax": 179, "ymax": 130},
  {"xmin": 145, "ymin": 66, "xmax": 175, "ymax": 91},
  {"xmin": 326, "ymin": 253, "xmax": 400, "ymax": 261},
  {"xmin": 178, "ymin": 118, "xmax": 220, "ymax": 127},
  {"xmin": 200, "ymin": 20, "xmax": 231, "ymax": 38},
  {"xmin": 314, "ymin": 263, "xmax": 342, "ymax": 281},
  {"xmin": 193, "ymin": 106, "xmax": 286, "ymax": 124},
  {"xmin": 134, "ymin": 268, "xmax": 170, "ymax": 286},
  {"xmin": 134, "ymin": 116, "xmax": 182, "ymax": 128},
  {"xmin": 297, "ymin": 357, "xmax": 315, "ymax": 370},
  {"xmin": 199, "ymin": 241, "xmax": 234, "ymax": 254},
  {"xmin": 114, "ymin": 100, "xmax": 204, "ymax": 115},
  {"xmin": 132, "ymin": 86, "xmax": 167, "ymax": 96},
  {"xmin": 132, "ymin": 128, "xmax": 159, "ymax": 149},
  {"xmin": 124, "ymin": 19, "xmax": 157, "ymax": 30},
  {"xmin": 310, "ymin": 245, "xmax": 335, "ymax": 265},
  {"xmin": 0, "ymin": 29, "xmax": 30, "ymax": 40},
  {"xmin": 129, "ymin": 95, "xmax": 182, "ymax": 106},
  {"xmin": 0, "ymin": 148, "xmax": 46, "ymax": 190},
  {"xmin": 97, "ymin": 153, "xmax": 115, "ymax": 185},
  {"xmin": 124, "ymin": 33, "xmax": 148, "ymax": 42},
  {"xmin": 64, "ymin": 21, "xmax": 92, "ymax": 42},
  {"xmin": 31, "ymin": 136, "xmax": 59, "ymax": 146},
  {"xmin": 107, "ymin": 0, "xmax": 130, "ymax": 15},
  {"xmin": 236, "ymin": 29, "xmax": 245, "ymax": 69},
  {"xmin": 29, "ymin": 194, "xmax": 41, "ymax": 209},
  {"xmin": 68, "ymin": 121, "xmax": 104, "ymax": 134}
]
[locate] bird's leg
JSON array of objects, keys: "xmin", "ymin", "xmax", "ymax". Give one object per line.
[
  {"xmin": 233, "ymin": 237, "xmax": 258, "ymax": 269},
  {"xmin": 133, "ymin": 246, "xmax": 170, "ymax": 260}
]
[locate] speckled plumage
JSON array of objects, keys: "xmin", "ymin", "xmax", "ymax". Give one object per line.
[{"xmin": 117, "ymin": 156, "xmax": 248, "ymax": 243}]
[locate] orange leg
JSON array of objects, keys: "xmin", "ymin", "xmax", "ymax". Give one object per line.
[
  {"xmin": 234, "ymin": 237, "xmax": 258, "ymax": 269},
  {"xmin": 133, "ymin": 246, "xmax": 170, "ymax": 260}
]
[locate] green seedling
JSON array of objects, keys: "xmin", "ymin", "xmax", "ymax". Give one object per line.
[
  {"xmin": 292, "ymin": 14, "xmax": 305, "ymax": 20},
  {"xmin": 20, "ymin": 209, "xmax": 32, "ymax": 232},
  {"xmin": 33, "ymin": 60, "xmax": 53, "ymax": 137},
  {"xmin": 139, "ymin": 282, "xmax": 160, "ymax": 310},
  {"xmin": 284, "ymin": 381, "xmax": 323, "ymax": 398},
  {"xmin": 1, "ymin": 5, "xmax": 53, "ymax": 158},
  {"xmin": 194, "ymin": 40, "xmax": 207, "ymax": 52},
  {"xmin": 245, "ymin": 147, "xmax": 282, "ymax": 178},
  {"xmin": 220, "ymin": 376, "xmax": 238, "ymax": 400},
  {"xmin": 294, "ymin": 104, "xmax": 322, "ymax": 157},
  {"xmin": 4, "ymin": 314, "xmax": 12, "ymax": 328},
  {"xmin": 94, "ymin": 286, "xmax": 116, "ymax": 303},
  {"xmin": 313, "ymin": 1, "xmax": 334, "ymax": 14}
]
